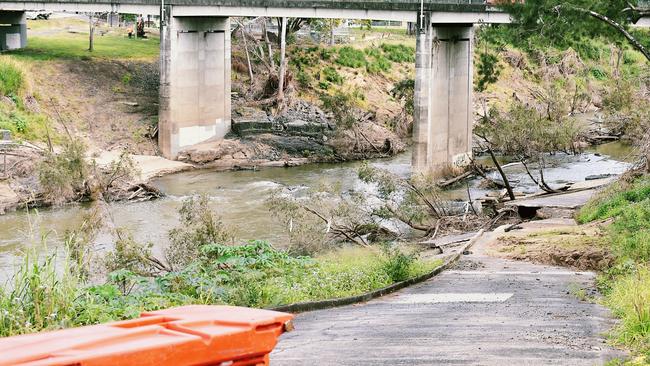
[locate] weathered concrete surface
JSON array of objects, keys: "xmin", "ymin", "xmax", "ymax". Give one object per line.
[
  {"xmin": 413, "ymin": 23, "xmax": 474, "ymax": 173},
  {"xmin": 272, "ymin": 232, "xmax": 624, "ymax": 365},
  {"xmin": 94, "ymin": 151, "xmax": 193, "ymax": 182},
  {"xmin": 507, "ymin": 189, "xmax": 598, "ymax": 210},
  {"xmin": 159, "ymin": 13, "xmax": 231, "ymax": 159}
]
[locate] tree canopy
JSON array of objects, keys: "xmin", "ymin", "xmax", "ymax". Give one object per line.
[{"xmin": 495, "ymin": 0, "xmax": 650, "ymax": 61}]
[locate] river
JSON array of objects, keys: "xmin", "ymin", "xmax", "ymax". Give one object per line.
[{"xmin": 0, "ymin": 142, "xmax": 634, "ymax": 278}]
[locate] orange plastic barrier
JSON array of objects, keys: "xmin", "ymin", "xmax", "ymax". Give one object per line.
[{"xmin": 0, "ymin": 305, "xmax": 293, "ymax": 366}]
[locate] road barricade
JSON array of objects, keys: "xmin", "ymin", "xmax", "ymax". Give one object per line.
[{"xmin": 0, "ymin": 305, "xmax": 293, "ymax": 366}]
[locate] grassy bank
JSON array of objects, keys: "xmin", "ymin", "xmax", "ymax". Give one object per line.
[
  {"xmin": 10, "ymin": 33, "xmax": 159, "ymax": 61},
  {"xmin": 577, "ymin": 176, "xmax": 650, "ymax": 364},
  {"xmin": 0, "ymin": 236, "xmax": 441, "ymax": 337},
  {"xmin": 0, "ymin": 56, "xmax": 54, "ymax": 143}
]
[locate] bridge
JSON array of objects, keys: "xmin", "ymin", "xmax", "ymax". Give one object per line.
[{"xmin": 0, "ymin": 0, "xmax": 512, "ymax": 172}]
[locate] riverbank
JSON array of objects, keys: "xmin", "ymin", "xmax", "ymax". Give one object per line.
[{"xmin": 0, "ymin": 195, "xmax": 444, "ymax": 337}]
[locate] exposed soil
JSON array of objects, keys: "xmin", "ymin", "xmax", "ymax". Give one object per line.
[
  {"xmin": 486, "ymin": 221, "xmax": 615, "ymax": 271},
  {"xmin": 28, "ymin": 59, "xmax": 159, "ymax": 155}
]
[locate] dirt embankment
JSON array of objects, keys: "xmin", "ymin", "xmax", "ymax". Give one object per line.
[
  {"xmin": 28, "ymin": 59, "xmax": 160, "ymax": 155},
  {"xmin": 486, "ymin": 219, "xmax": 615, "ymax": 271}
]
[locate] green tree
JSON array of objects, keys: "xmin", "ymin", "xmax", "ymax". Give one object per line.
[{"xmin": 498, "ymin": 0, "xmax": 650, "ymax": 61}]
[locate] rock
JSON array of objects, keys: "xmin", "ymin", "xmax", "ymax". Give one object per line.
[
  {"xmin": 231, "ymin": 107, "xmax": 278, "ymax": 136},
  {"xmin": 0, "ymin": 181, "xmax": 19, "ymax": 214},
  {"xmin": 254, "ymin": 134, "xmax": 335, "ymax": 158},
  {"xmin": 232, "ymin": 151, "xmax": 247, "ymax": 160},
  {"xmin": 284, "ymin": 119, "xmax": 326, "ymax": 137},
  {"xmin": 275, "ymin": 101, "xmax": 331, "ymax": 138}
]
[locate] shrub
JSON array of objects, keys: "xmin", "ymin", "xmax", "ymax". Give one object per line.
[
  {"xmin": 291, "ymin": 47, "xmax": 321, "ymax": 68},
  {"xmin": 38, "ymin": 139, "xmax": 89, "ymax": 205},
  {"xmin": 319, "ymin": 90, "xmax": 362, "ymax": 128},
  {"xmin": 323, "ymin": 66, "xmax": 344, "ymax": 84},
  {"xmin": 296, "ymin": 70, "xmax": 313, "ymax": 88},
  {"xmin": 380, "ymin": 44, "xmax": 415, "ymax": 63},
  {"xmin": 381, "ymin": 244, "xmax": 417, "ymax": 282},
  {"xmin": 320, "ymin": 47, "xmax": 334, "ymax": 61},
  {"xmin": 336, "ymin": 46, "xmax": 367, "ymax": 68},
  {"xmin": 365, "ymin": 47, "xmax": 392, "ymax": 74},
  {"xmin": 166, "ymin": 195, "xmax": 234, "ymax": 270}
]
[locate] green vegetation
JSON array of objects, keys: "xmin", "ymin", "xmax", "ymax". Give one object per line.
[
  {"xmin": 365, "ymin": 47, "xmax": 392, "ymax": 74},
  {"xmin": 336, "ymin": 46, "xmax": 367, "ymax": 68},
  {"xmin": 9, "ymin": 33, "xmax": 159, "ymax": 61},
  {"xmin": 578, "ymin": 177, "xmax": 650, "ymax": 362},
  {"xmin": 0, "ymin": 56, "xmax": 54, "ymax": 142},
  {"xmin": 0, "ymin": 58, "xmax": 25, "ymax": 97},
  {"xmin": 38, "ymin": 139, "xmax": 88, "ymax": 205},
  {"xmin": 0, "ymin": 196, "xmax": 442, "ymax": 337},
  {"xmin": 578, "ymin": 177, "xmax": 650, "ymax": 262},
  {"xmin": 380, "ymin": 44, "xmax": 415, "ymax": 63},
  {"xmin": 323, "ymin": 66, "xmax": 344, "ymax": 85}
]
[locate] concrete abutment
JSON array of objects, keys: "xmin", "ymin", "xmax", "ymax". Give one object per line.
[
  {"xmin": 413, "ymin": 18, "xmax": 474, "ymax": 174},
  {"xmin": 158, "ymin": 9, "xmax": 231, "ymax": 159},
  {"xmin": 0, "ymin": 11, "xmax": 26, "ymax": 51}
]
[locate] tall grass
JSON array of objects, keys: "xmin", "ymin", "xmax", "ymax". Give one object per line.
[
  {"xmin": 605, "ymin": 267, "xmax": 650, "ymax": 359},
  {"xmin": 580, "ymin": 176, "xmax": 650, "ymax": 361},
  {"xmin": 0, "ymin": 57, "xmax": 25, "ymax": 98},
  {"xmin": 578, "ymin": 177, "xmax": 650, "ymax": 262},
  {"xmin": 0, "ymin": 250, "xmax": 80, "ymax": 337}
]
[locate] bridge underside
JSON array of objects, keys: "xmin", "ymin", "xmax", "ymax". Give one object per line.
[
  {"xmin": 0, "ymin": 11, "xmax": 26, "ymax": 51},
  {"xmin": 0, "ymin": 2, "xmax": 510, "ymax": 172}
]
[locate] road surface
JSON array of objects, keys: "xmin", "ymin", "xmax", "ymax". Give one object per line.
[{"xmin": 272, "ymin": 232, "xmax": 624, "ymax": 365}]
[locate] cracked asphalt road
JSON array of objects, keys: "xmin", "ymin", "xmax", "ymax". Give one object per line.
[{"xmin": 271, "ymin": 232, "xmax": 624, "ymax": 365}]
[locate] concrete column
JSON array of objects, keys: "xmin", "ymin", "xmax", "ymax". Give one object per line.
[
  {"xmin": 159, "ymin": 8, "xmax": 231, "ymax": 159},
  {"xmin": 412, "ymin": 14, "xmax": 432, "ymax": 171},
  {"xmin": 412, "ymin": 21, "xmax": 474, "ymax": 174},
  {"xmin": 0, "ymin": 11, "xmax": 27, "ymax": 51},
  {"xmin": 430, "ymin": 25, "xmax": 474, "ymax": 169}
]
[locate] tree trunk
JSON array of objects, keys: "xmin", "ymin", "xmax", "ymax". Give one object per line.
[
  {"xmin": 329, "ymin": 19, "xmax": 335, "ymax": 46},
  {"xmin": 277, "ymin": 17, "xmax": 288, "ymax": 103},
  {"xmin": 88, "ymin": 14, "xmax": 95, "ymax": 52},
  {"xmin": 488, "ymin": 147, "xmax": 516, "ymax": 201},
  {"xmin": 240, "ymin": 26, "xmax": 254, "ymax": 85},
  {"xmin": 262, "ymin": 18, "xmax": 275, "ymax": 69}
]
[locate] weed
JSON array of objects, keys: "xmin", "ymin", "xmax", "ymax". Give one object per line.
[
  {"xmin": 366, "ymin": 47, "xmax": 392, "ymax": 74},
  {"xmin": 336, "ymin": 46, "xmax": 367, "ymax": 69},
  {"xmin": 381, "ymin": 244, "xmax": 417, "ymax": 282},
  {"xmin": 323, "ymin": 66, "xmax": 344, "ymax": 85},
  {"xmin": 0, "ymin": 57, "xmax": 25, "ymax": 97},
  {"xmin": 380, "ymin": 44, "xmax": 415, "ymax": 63}
]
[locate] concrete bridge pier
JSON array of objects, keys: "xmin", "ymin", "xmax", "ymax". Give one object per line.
[
  {"xmin": 413, "ymin": 18, "xmax": 474, "ymax": 174},
  {"xmin": 0, "ymin": 11, "xmax": 26, "ymax": 51},
  {"xmin": 159, "ymin": 10, "xmax": 231, "ymax": 159}
]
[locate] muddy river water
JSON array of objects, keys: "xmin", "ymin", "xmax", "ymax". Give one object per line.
[{"xmin": 0, "ymin": 142, "xmax": 634, "ymax": 278}]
